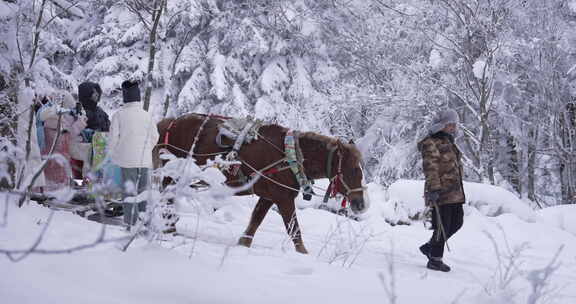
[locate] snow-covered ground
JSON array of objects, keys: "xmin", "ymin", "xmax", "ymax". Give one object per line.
[{"xmin": 1, "ymin": 181, "xmax": 576, "ymax": 304}]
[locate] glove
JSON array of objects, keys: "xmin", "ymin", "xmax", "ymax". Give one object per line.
[
  {"xmin": 425, "ymin": 190, "xmax": 441, "ymax": 206},
  {"xmin": 56, "ymin": 108, "xmax": 73, "ymax": 115}
]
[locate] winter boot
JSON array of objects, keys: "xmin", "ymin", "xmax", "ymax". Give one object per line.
[
  {"xmin": 427, "ymin": 259, "xmax": 451, "ymax": 272},
  {"xmin": 104, "ymin": 202, "xmax": 124, "ymax": 217},
  {"xmin": 419, "ymin": 243, "xmax": 431, "ymax": 259}
]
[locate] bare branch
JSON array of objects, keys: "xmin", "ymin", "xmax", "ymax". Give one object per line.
[
  {"xmin": 29, "ymin": 0, "xmax": 48, "ymax": 69},
  {"xmin": 42, "ymin": 0, "xmax": 83, "ymax": 29}
]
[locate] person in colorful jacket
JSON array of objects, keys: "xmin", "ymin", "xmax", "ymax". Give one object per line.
[
  {"xmin": 38, "ymin": 91, "xmax": 82, "ymax": 190},
  {"xmin": 417, "ymin": 109, "xmax": 465, "ymax": 272},
  {"xmin": 108, "ymin": 80, "xmax": 159, "ymax": 226}
]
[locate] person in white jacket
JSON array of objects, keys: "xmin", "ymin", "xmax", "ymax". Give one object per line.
[{"xmin": 108, "ymin": 80, "xmax": 159, "ymax": 226}]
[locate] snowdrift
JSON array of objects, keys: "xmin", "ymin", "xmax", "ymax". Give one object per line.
[
  {"xmin": 537, "ymin": 204, "xmax": 576, "ymax": 236},
  {"xmin": 370, "ymin": 179, "xmax": 537, "ymax": 225}
]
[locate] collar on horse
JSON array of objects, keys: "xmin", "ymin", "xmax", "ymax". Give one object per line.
[
  {"xmin": 226, "ymin": 129, "xmax": 313, "ymax": 200},
  {"xmin": 285, "ymin": 130, "xmax": 313, "ymax": 200},
  {"xmin": 231, "ymin": 130, "xmax": 312, "ymax": 197}
]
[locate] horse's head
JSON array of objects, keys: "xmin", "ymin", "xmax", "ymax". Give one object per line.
[{"xmin": 328, "ymin": 140, "xmax": 369, "ymax": 214}]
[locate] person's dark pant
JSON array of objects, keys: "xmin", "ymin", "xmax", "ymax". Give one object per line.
[
  {"xmin": 121, "ymin": 168, "xmax": 149, "ymax": 226},
  {"xmin": 428, "ymin": 203, "xmax": 464, "ymax": 258}
]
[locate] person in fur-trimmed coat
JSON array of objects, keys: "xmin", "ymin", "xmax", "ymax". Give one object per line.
[
  {"xmin": 417, "ymin": 109, "xmax": 466, "ymax": 272},
  {"xmin": 38, "ymin": 91, "xmax": 82, "ymax": 190}
]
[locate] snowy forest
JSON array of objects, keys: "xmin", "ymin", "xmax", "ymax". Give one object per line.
[
  {"xmin": 1, "ymin": 0, "xmax": 574, "ymax": 205},
  {"xmin": 2, "ymin": 1, "xmax": 576, "ymax": 304}
]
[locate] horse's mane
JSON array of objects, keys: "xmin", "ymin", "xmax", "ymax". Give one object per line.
[
  {"xmin": 299, "ymin": 132, "xmax": 362, "ymax": 161},
  {"xmin": 300, "ymin": 132, "xmax": 338, "ymax": 147}
]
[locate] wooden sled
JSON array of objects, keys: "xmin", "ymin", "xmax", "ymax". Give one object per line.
[{"xmin": 30, "ymin": 191, "xmax": 125, "ymax": 225}]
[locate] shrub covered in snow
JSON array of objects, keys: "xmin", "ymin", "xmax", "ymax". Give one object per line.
[{"xmin": 368, "ymin": 179, "xmax": 537, "ymax": 225}]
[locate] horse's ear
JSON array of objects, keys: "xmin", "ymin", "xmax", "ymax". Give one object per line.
[{"xmin": 349, "ymin": 139, "xmax": 355, "ymax": 145}]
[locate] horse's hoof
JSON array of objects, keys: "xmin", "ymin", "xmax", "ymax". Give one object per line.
[
  {"xmin": 238, "ymin": 237, "xmax": 253, "ymax": 248},
  {"xmin": 295, "ymin": 245, "xmax": 308, "ymax": 254}
]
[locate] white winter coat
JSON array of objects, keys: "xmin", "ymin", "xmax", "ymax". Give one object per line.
[{"xmin": 108, "ymin": 102, "xmax": 159, "ymax": 168}]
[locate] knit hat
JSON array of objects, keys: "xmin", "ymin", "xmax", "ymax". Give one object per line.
[
  {"xmin": 121, "ymin": 80, "xmax": 140, "ymax": 103},
  {"xmin": 60, "ymin": 91, "xmax": 76, "ymax": 109},
  {"xmin": 429, "ymin": 109, "xmax": 459, "ymax": 134}
]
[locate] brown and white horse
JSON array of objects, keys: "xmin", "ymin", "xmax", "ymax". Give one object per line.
[{"xmin": 153, "ymin": 114, "xmax": 368, "ymax": 254}]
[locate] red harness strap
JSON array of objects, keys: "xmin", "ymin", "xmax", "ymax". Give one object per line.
[
  {"xmin": 248, "ymin": 166, "xmax": 283, "ymax": 178},
  {"xmin": 329, "ymin": 176, "xmax": 348, "ymax": 208},
  {"xmin": 341, "ymin": 196, "xmax": 347, "ymax": 208},
  {"xmin": 329, "ymin": 153, "xmax": 349, "ymax": 209},
  {"xmin": 260, "ymin": 167, "xmax": 281, "ymax": 176},
  {"xmin": 164, "ymin": 120, "xmax": 176, "ymax": 145}
]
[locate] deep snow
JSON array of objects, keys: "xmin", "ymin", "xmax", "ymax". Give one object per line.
[{"xmin": 1, "ymin": 182, "xmax": 576, "ymax": 304}]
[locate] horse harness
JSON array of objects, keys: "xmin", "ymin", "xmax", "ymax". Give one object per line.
[
  {"xmin": 159, "ymin": 115, "xmax": 363, "ymax": 203},
  {"xmin": 159, "ymin": 115, "xmax": 295, "ymax": 187},
  {"xmin": 232, "ymin": 131, "xmax": 364, "ymax": 204},
  {"xmin": 227, "ymin": 130, "xmax": 310, "ymax": 196}
]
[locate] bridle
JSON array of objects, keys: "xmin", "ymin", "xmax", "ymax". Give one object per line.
[{"xmin": 324, "ymin": 143, "xmax": 366, "ymax": 206}]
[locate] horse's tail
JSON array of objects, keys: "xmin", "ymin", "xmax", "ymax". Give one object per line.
[
  {"xmin": 153, "ymin": 118, "xmax": 175, "ymax": 169},
  {"xmin": 152, "ymin": 118, "xmax": 175, "ymax": 190},
  {"xmin": 152, "ymin": 145, "xmax": 162, "ymax": 170}
]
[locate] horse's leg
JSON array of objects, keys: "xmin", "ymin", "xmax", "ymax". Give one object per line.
[
  {"xmin": 276, "ymin": 199, "xmax": 308, "ymax": 254},
  {"xmin": 157, "ymin": 175, "xmax": 178, "ymax": 233},
  {"xmin": 238, "ymin": 197, "xmax": 273, "ymax": 248}
]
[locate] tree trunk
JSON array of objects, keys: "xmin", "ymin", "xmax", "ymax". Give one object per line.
[
  {"xmin": 526, "ymin": 113, "xmax": 538, "ymax": 201},
  {"xmin": 162, "ymin": 94, "xmax": 170, "ymax": 117},
  {"xmin": 558, "ymin": 102, "xmax": 576, "ymax": 204},
  {"xmin": 29, "ymin": 0, "xmax": 48, "ymax": 69},
  {"xmin": 559, "ymin": 163, "xmax": 575, "ymax": 205},
  {"xmin": 143, "ymin": 0, "xmax": 165, "ymax": 111},
  {"xmin": 505, "ymin": 135, "xmax": 521, "ymax": 195}
]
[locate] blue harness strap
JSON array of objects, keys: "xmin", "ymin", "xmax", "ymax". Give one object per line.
[{"xmin": 285, "ymin": 130, "xmax": 313, "ymax": 199}]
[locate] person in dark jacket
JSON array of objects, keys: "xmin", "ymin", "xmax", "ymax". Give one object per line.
[
  {"xmin": 77, "ymin": 82, "xmax": 121, "ymax": 190},
  {"xmin": 417, "ymin": 109, "xmax": 465, "ymax": 272},
  {"xmin": 78, "ymin": 82, "xmax": 110, "ymax": 133}
]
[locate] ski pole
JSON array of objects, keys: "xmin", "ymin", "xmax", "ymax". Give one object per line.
[{"xmin": 433, "ymin": 203, "xmax": 451, "ymax": 252}]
